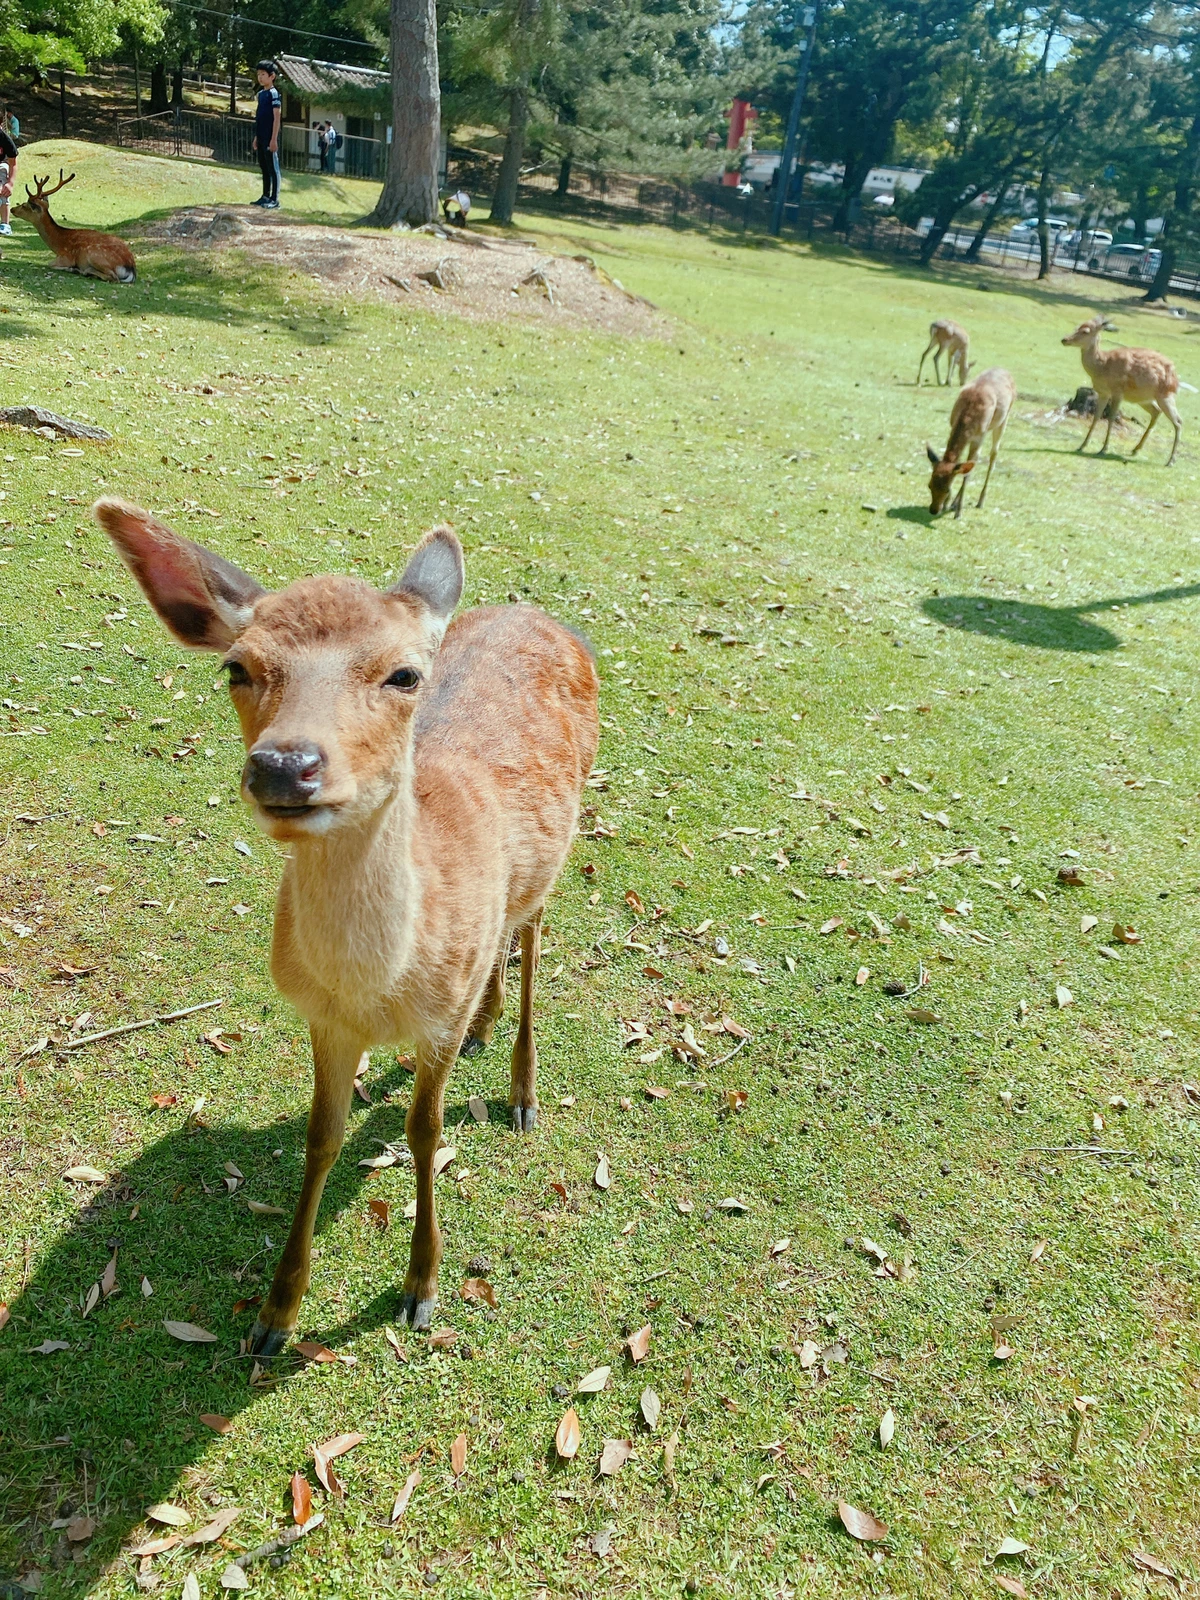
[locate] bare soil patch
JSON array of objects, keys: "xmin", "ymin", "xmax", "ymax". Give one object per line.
[{"xmin": 143, "ymin": 206, "xmax": 670, "ymax": 339}]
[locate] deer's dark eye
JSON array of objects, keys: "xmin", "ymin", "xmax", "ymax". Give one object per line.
[
  {"xmin": 385, "ymin": 666, "xmax": 421, "ymax": 691},
  {"xmin": 223, "ymin": 660, "xmax": 251, "ymax": 688}
]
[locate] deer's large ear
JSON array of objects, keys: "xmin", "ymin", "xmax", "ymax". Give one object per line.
[
  {"xmin": 93, "ymin": 498, "xmax": 265, "ymax": 650},
  {"xmin": 925, "ymin": 443, "xmax": 940, "ymax": 467},
  {"xmin": 390, "ymin": 524, "xmax": 464, "ymax": 641}
]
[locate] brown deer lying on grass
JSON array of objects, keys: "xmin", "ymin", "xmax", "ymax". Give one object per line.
[
  {"xmin": 916, "ymin": 318, "xmax": 971, "ymax": 387},
  {"xmin": 1062, "ymin": 314, "xmax": 1193, "ymax": 465},
  {"xmin": 13, "ymin": 171, "xmax": 137, "ymax": 283},
  {"xmin": 926, "ymin": 366, "xmax": 1016, "ymax": 517},
  {"xmin": 93, "ymin": 499, "xmax": 599, "ymax": 1353}
]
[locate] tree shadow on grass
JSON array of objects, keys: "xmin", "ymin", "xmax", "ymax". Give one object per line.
[
  {"xmin": 922, "ymin": 581, "xmax": 1200, "ymax": 652},
  {"xmin": 0, "ymin": 1056, "xmax": 436, "ymax": 1594}
]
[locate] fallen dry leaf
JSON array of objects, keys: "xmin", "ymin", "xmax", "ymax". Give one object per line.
[
  {"xmin": 199, "ymin": 1413, "xmax": 231, "ymax": 1434},
  {"xmin": 594, "ymin": 1154, "xmax": 611, "ymax": 1190},
  {"xmin": 879, "ymin": 1409, "xmax": 895, "ymax": 1449},
  {"xmin": 183, "ymin": 1575, "xmax": 201, "ymax": 1600},
  {"xmin": 798, "ymin": 1339, "xmax": 819, "ymax": 1369},
  {"xmin": 770, "ymin": 1238, "xmax": 790, "ymax": 1258},
  {"xmin": 391, "ymin": 1468, "xmax": 420, "ymax": 1522},
  {"xmin": 246, "ymin": 1199, "xmax": 286, "ymax": 1217},
  {"xmin": 906, "ymin": 1007, "xmax": 941, "ymax": 1025},
  {"xmin": 290, "ymin": 1471, "xmax": 312, "ymax": 1526},
  {"xmin": 384, "ymin": 1326, "xmax": 408, "ymax": 1363},
  {"xmin": 467, "ymin": 1095, "xmax": 488, "ymax": 1123},
  {"xmin": 461, "ymin": 1278, "xmax": 497, "ymax": 1308},
  {"xmin": 640, "ymin": 1387, "xmax": 661, "ymax": 1431},
  {"xmin": 1080, "ymin": 914, "xmax": 1099, "ymax": 934},
  {"xmin": 368, "ymin": 1198, "xmax": 390, "ymax": 1229},
  {"xmin": 676, "ymin": 1197, "xmax": 694, "ymax": 1214},
  {"xmin": 995, "ymin": 1536, "xmax": 1030, "ymax": 1558},
  {"xmin": 66, "ymin": 1515, "xmax": 95, "ymax": 1542},
  {"xmin": 599, "ymin": 1438, "xmax": 633, "ymax": 1476},
  {"xmin": 1131, "ymin": 1551, "xmax": 1176, "ymax": 1580},
  {"xmin": 855, "ymin": 966, "xmax": 870, "ymax": 986},
  {"xmin": 716, "ymin": 1197, "xmax": 748, "ymax": 1213},
  {"xmin": 993, "ymin": 1577, "xmax": 1028, "ymax": 1598},
  {"xmin": 429, "ymin": 1326, "xmax": 459, "ymax": 1349},
  {"xmin": 63, "ymin": 1165, "xmax": 107, "ymax": 1184},
  {"xmin": 146, "ymin": 1503, "xmax": 190, "ymax": 1527},
  {"xmin": 1030, "ymin": 1239, "xmax": 1048, "ymax": 1263},
  {"xmin": 578, "ymin": 1364, "xmax": 611, "ymax": 1394},
  {"xmin": 626, "ymin": 1324, "xmax": 651, "ymax": 1364},
  {"xmin": 432, "ymin": 1146, "xmax": 457, "ymax": 1178},
  {"xmin": 555, "ymin": 1407, "xmax": 581, "ymax": 1460},
  {"xmin": 163, "ymin": 1320, "xmax": 217, "ymax": 1344},
  {"xmin": 450, "ymin": 1432, "xmax": 468, "ymax": 1476},
  {"xmin": 313, "ymin": 1432, "xmax": 364, "ymax": 1496},
  {"xmin": 221, "ymin": 1564, "xmax": 250, "ymax": 1592},
  {"xmin": 295, "ymin": 1341, "xmax": 339, "ymax": 1364},
  {"xmin": 838, "ymin": 1500, "xmax": 887, "ymax": 1541},
  {"xmin": 819, "ymin": 918, "xmax": 843, "ymax": 935},
  {"xmin": 1112, "ymin": 923, "xmax": 1142, "ymax": 945},
  {"xmin": 1054, "ymin": 985, "xmax": 1073, "ymax": 1009},
  {"xmin": 183, "ymin": 1506, "xmax": 240, "ymax": 1545}
]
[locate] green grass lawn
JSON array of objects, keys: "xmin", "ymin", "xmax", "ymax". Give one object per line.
[{"xmin": 1, "ymin": 142, "xmax": 1199, "ymax": 1600}]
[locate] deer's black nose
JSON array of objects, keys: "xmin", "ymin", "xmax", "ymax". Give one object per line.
[{"xmin": 244, "ymin": 743, "xmax": 324, "ymax": 808}]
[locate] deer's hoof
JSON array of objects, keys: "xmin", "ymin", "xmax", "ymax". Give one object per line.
[
  {"xmin": 247, "ymin": 1318, "xmax": 292, "ymax": 1358},
  {"xmin": 459, "ymin": 1034, "xmax": 487, "ymax": 1058},
  {"xmin": 510, "ymin": 1103, "xmax": 537, "ymax": 1133},
  {"xmin": 398, "ymin": 1291, "xmax": 437, "ymax": 1331}
]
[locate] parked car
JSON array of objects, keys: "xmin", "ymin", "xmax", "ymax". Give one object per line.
[
  {"xmin": 1102, "ymin": 244, "xmax": 1162, "ymax": 279},
  {"xmin": 1062, "ymin": 228, "xmax": 1113, "ymax": 251},
  {"xmin": 1011, "ymin": 216, "xmax": 1071, "ymax": 236}
]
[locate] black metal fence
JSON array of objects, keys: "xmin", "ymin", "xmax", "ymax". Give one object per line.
[{"xmin": 115, "ymin": 106, "xmax": 387, "ymax": 181}]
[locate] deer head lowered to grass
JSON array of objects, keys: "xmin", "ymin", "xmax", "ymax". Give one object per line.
[
  {"xmin": 926, "ymin": 366, "xmax": 1017, "ymax": 518},
  {"xmin": 13, "ymin": 170, "xmax": 137, "ymax": 283},
  {"xmin": 93, "ymin": 499, "xmax": 600, "ymax": 1354}
]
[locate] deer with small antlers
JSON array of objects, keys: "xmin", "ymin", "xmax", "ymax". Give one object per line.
[
  {"xmin": 93, "ymin": 500, "xmax": 599, "ymax": 1352},
  {"xmin": 926, "ymin": 366, "xmax": 1016, "ymax": 517},
  {"xmin": 1062, "ymin": 314, "xmax": 1193, "ymax": 466},
  {"xmin": 916, "ymin": 318, "xmax": 971, "ymax": 387},
  {"xmin": 13, "ymin": 171, "xmax": 136, "ymax": 283}
]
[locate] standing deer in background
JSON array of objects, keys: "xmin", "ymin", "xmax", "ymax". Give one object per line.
[
  {"xmin": 13, "ymin": 170, "xmax": 137, "ymax": 283},
  {"xmin": 1061, "ymin": 314, "xmax": 1193, "ymax": 465},
  {"xmin": 916, "ymin": 318, "xmax": 972, "ymax": 387},
  {"xmin": 926, "ymin": 366, "xmax": 1016, "ymax": 517},
  {"xmin": 94, "ymin": 500, "xmax": 599, "ymax": 1353}
]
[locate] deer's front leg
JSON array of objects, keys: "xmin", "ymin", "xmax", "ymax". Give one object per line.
[
  {"xmin": 248, "ymin": 1026, "xmax": 363, "ymax": 1357},
  {"xmin": 399, "ymin": 1037, "xmax": 459, "ymax": 1331}
]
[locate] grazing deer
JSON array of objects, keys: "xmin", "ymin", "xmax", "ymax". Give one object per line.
[
  {"xmin": 925, "ymin": 366, "xmax": 1016, "ymax": 517},
  {"xmin": 916, "ymin": 318, "xmax": 971, "ymax": 387},
  {"xmin": 1061, "ymin": 314, "xmax": 1193, "ymax": 466},
  {"xmin": 93, "ymin": 499, "xmax": 599, "ymax": 1353},
  {"xmin": 13, "ymin": 171, "xmax": 136, "ymax": 283}
]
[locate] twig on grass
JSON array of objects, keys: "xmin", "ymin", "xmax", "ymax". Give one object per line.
[
  {"xmin": 707, "ymin": 1037, "xmax": 749, "ymax": 1070},
  {"xmin": 1024, "ymin": 1146, "xmax": 1140, "ymax": 1158},
  {"xmin": 61, "ymin": 997, "xmax": 223, "ymax": 1051}
]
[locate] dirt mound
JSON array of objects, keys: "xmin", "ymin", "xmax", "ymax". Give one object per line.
[{"xmin": 146, "ymin": 207, "xmax": 668, "ymax": 338}]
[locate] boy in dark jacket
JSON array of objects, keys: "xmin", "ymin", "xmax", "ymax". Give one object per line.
[{"xmin": 252, "ymin": 60, "xmax": 282, "ymax": 209}]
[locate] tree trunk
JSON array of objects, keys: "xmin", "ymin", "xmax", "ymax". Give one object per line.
[
  {"xmin": 491, "ymin": 78, "xmax": 530, "ymax": 224},
  {"xmin": 150, "ymin": 61, "xmax": 169, "ymax": 114},
  {"xmin": 555, "ymin": 154, "xmax": 571, "ymax": 198},
  {"xmin": 964, "ymin": 183, "xmax": 1010, "ymax": 262},
  {"xmin": 366, "ymin": 0, "xmax": 440, "ymax": 227},
  {"xmin": 1143, "ymin": 241, "xmax": 1175, "ymax": 303},
  {"xmin": 172, "ymin": 62, "xmax": 184, "ymax": 106},
  {"xmin": 134, "ymin": 47, "xmax": 142, "ymax": 118},
  {"xmin": 1036, "ymin": 160, "xmax": 1053, "ymax": 279}
]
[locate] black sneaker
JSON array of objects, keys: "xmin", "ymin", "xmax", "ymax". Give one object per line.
[{"xmin": 263, "ymin": 200, "xmax": 280, "ymax": 210}]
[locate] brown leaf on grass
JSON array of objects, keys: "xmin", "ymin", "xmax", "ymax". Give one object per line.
[
  {"xmin": 246, "ymin": 1199, "xmax": 287, "ymax": 1216},
  {"xmin": 428, "ymin": 1327, "xmax": 459, "ymax": 1349},
  {"xmin": 163, "ymin": 1320, "xmax": 217, "ymax": 1343},
  {"xmin": 290, "ymin": 1471, "xmax": 312, "ymax": 1526},
  {"xmin": 645, "ymin": 1085, "xmax": 670, "ymax": 1100},
  {"xmin": 625, "ymin": 890, "xmax": 646, "ymax": 916},
  {"xmin": 0, "ymin": 1304, "xmax": 8, "ymax": 1333},
  {"xmin": 838, "ymin": 1501, "xmax": 887, "ymax": 1541},
  {"xmin": 716, "ymin": 1197, "xmax": 749, "ymax": 1213},
  {"xmin": 295, "ymin": 1341, "xmax": 339, "ymax": 1364},
  {"xmin": 467, "ymin": 1095, "xmax": 488, "ymax": 1123},
  {"xmin": 599, "ymin": 1439, "xmax": 633, "ymax": 1476},
  {"xmin": 63, "ymin": 1165, "xmax": 107, "ymax": 1184},
  {"xmin": 663, "ymin": 1429, "xmax": 679, "ymax": 1482},
  {"xmin": 1131, "ymin": 1552, "xmax": 1176, "ymax": 1581},
  {"xmin": 199, "ymin": 1413, "xmax": 231, "ymax": 1434},
  {"xmin": 819, "ymin": 918, "xmax": 843, "ymax": 935},
  {"xmin": 368, "ymin": 1198, "xmax": 390, "ymax": 1230},
  {"xmin": 721, "ymin": 1016, "xmax": 751, "ymax": 1039},
  {"xmin": 1057, "ymin": 866, "xmax": 1086, "ymax": 887},
  {"xmin": 1030, "ymin": 1239, "xmax": 1048, "ymax": 1263},
  {"xmin": 770, "ymin": 1238, "xmax": 790, "ymax": 1258},
  {"xmin": 313, "ymin": 1433, "xmax": 364, "ymax": 1497},
  {"xmin": 391, "ymin": 1468, "xmax": 420, "ymax": 1522},
  {"xmin": 182, "ymin": 1506, "xmax": 240, "ymax": 1545},
  {"xmin": 555, "ymin": 1408, "xmax": 581, "ymax": 1460},
  {"xmin": 1054, "ymin": 985, "xmax": 1073, "ymax": 1009},
  {"xmin": 577, "ymin": 1365, "xmax": 611, "ymax": 1394},
  {"xmin": 461, "ymin": 1278, "xmax": 497, "ymax": 1308},
  {"xmin": 66, "ymin": 1516, "xmax": 95, "ymax": 1542},
  {"xmin": 855, "ymin": 967, "xmax": 870, "ymax": 986},
  {"xmin": 384, "ymin": 1326, "xmax": 408, "ymax": 1363},
  {"xmin": 906, "ymin": 1007, "xmax": 941, "ymax": 1025},
  {"xmin": 1112, "ymin": 923, "xmax": 1142, "ymax": 945},
  {"xmin": 432, "ymin": 1145, "xmax": 457, "ymax": 1177},
  {"xmin": 450, "ymin": 1432, "xmax": 468, "ymax": 1476},
  {"xmin": 626, "ymin": 1324, "xmax": 651, "ymax": 1364},
  {"xmin": 725, "ymin": 1089, "xmax": 748, "ymax": 1113},
  {"xmin": 993, "ymin": 1577, "xmax": 1028, "ymax": 1598},
  {"xmin": 146, "ymin": 1503, "xmax": 190, "ymax": 1527},
  {"xmin": 594, "ymin": 1154, "xmax": 611, "ymax": 1190}
]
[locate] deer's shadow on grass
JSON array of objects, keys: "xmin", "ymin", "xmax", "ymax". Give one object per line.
[
  {"xmin": 922, "ymin": 581, "xmax": 1200, "ymax": 652},
  {"xmin": 0, "ymin": 1060, "xmax": 427, "ymax": 1593}
]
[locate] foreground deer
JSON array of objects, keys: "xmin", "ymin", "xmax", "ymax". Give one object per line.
[
  {"xmin": 94, "ymin": 500, "xmax": 599, "ymax": 1352},
  {"xmin": 13, "ymin": 171, "xmax": 136, "ymax": 283},
  {"xmin": 925, "ymin": 366, "xmax": 1016, "ymax": 517},
  {"xmin": 1062, "ymin": 314, "xmax": 1192, "ymax": 465},
  {"xmin": 916, "ymin": 318, "xmax": 971, "ymax": 387}
]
